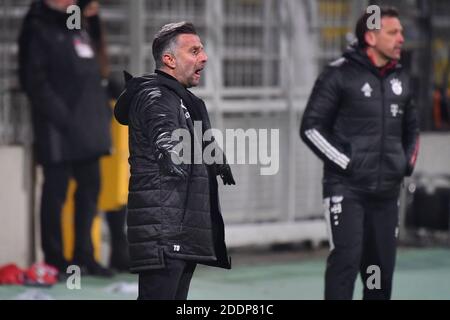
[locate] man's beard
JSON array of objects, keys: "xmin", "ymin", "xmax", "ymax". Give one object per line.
[{"xmin": 380, "ymin": 48, "xmax": 400, "ymax": 61}]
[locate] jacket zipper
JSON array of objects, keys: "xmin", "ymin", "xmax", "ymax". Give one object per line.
[{"xmin": 377, "ymin": 78, "xmax": 385, "ymax": 190}]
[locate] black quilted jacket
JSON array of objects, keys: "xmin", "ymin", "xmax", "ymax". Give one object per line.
[
  {"xmin": 301, "ymin": 46, "xmax": 420, "ymax": 196},
  {"xmin": 114, "ymin": 70, "xmax": 231, "ymax": 273},
  {"xmin": 18, "ymin": 1, "xmax": 111, "ymax": 164}
]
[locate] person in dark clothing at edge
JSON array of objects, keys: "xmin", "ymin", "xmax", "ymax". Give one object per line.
[
  {"xmin": 18, "ymin": 0, "xmax": 114, "ymax": 277},
  {"xmin": 114, "ymin": 22, "xmax": 235, "ymax": 300},
  {"xmin": 300, "ymin": 7, "xmax": 419, "ymax": 300}
]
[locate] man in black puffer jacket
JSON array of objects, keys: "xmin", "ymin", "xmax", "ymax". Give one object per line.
[
  {"xmin": 300, "ymin": 7, "xmax": 419, "ymax": 300},
  {"xmin": 114, "ymin": 22, "xmax": 235, "ymax": 300}
]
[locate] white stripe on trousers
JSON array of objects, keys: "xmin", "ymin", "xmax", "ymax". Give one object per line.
[{"xmin": 323, "ymin": 198, "xmax": 335, "ymax": 251}]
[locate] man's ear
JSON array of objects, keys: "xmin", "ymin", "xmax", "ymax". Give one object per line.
[
  {"xmin": 365, "ymin": 31, "xmax": 377, "ymax": 47},
  {"xmin": 162, "ymin": 53, "xmax": 176, "ymax": 69}
]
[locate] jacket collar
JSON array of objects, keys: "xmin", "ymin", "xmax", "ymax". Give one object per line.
[
  {"xmin": 155, "ymin": 70, "xmax": 189, "ymax": 99},
  {"xmin": 343, "ymin": 44, "xmax": 402, "ymax": 78}
]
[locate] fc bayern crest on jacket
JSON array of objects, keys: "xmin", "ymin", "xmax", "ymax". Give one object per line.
[{"xmin": 390, "ymin": 78, "xmax": 402, "ymax": 95}]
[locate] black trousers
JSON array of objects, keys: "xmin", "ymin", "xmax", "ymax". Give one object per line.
[
  {"xmin": 138, "ymin": 258, "xmax": 197, "ymax": 300},
  {"xmin": 323, "ymin": 187, "xmax": 399, "ymax": 300},
  {"xmin": 40, "ymin": 158, "xmax": 100, "ymax": 270}
]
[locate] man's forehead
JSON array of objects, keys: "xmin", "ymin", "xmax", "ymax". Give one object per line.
[
  {"xmin": 177, "ymin": 33, "xmax": 202, "ymax": 47},
  {"xmin": 381, "ymin": 16, "xmax": 403, "ymax": 30}
]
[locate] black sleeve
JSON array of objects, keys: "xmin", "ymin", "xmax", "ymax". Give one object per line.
[
  {"xmin": 402, "ymin": 96, "xmax": 420, "ymax": 176},
  {"xmin": 19, "ymin": 24, "xmax": 71, "ymax": 131},
  {"xmin": 300, "ymin": 66, "xmax": 351, "ymax": 173},
  {"xmin": 141, "ymin": 91, "xmax": 187, "ymax": 176}
]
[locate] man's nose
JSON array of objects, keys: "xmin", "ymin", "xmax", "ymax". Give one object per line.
[{"xmin": 201, "ymin": 51, "xmax": 208, "ymax": 63}]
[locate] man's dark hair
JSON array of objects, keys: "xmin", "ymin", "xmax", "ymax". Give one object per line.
[
  {"xmin": 355, "ymin": 7, "xmax": 400, "ymax": 48},
  {"xmin": 152, "ymin": 21, "xmax": 197, "ymax": 69}
]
